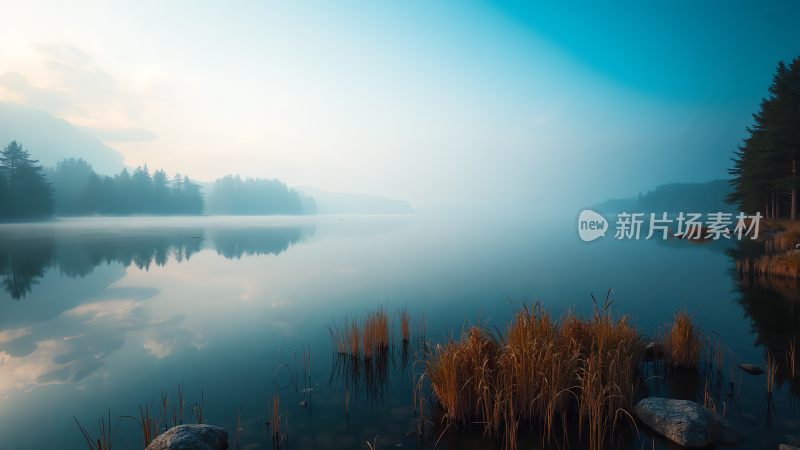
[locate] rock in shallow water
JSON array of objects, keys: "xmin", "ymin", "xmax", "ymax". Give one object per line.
[
  {"xmin": 145, "ymin": 424, "xmax": 228, "ymax": 450},
  {"xmin": 633, "ymin": 397, "xmax": 738, "ymax": 448},
  {"xmin": 779, "ymin": 444, "xmax": 800, "ymax": 450},
  {"xmin": 739, "ymin": 363, "xmax": 764, "ymax": 375}
]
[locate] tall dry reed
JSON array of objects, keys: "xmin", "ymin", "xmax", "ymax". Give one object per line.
[
  {"xmin": 74, "ymin": 409, "xmax": 112, "ymax": 450},
  {"xmin": 400, "ymin": 306, "xmax": 411, "ymax": 342},
  {"xmin": 363, "ymin": 306, "xmax": 389, "ymax": 359},
  {"xmin": 328, "ymin": 316, "xmax": 360, "ymax": 355},
  {"xmin": 425, "ymin": 326, "xmax": 499, "ymax": 426},
  {"xmin": 422, "ymin": 301, "xmax": 644, "ymax": 450},
  {"xmin": 271, "ymin": 393, "xmax": 284, "ymax": 446},
  {"xmin": 766, "ymin": 352, "xmax": 778, "ymax": 395},
  {"xmin": 737, "ymin": 252, "xmax": 800, "ymax": 278},
  {"xmin": 329, "ymin": 307, "xmax": 390, "ymax": 359},
  {"xmin": 663, "ymin": 311, "xmax": 701, "ymax": 369}
]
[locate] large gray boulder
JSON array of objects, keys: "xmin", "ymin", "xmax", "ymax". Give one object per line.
[
  {"xmin": 145, "ymin": 424, "xmax": 228, "ymax": 450},
  {"xmin": 633, "ymin": 397, "xmax": 738, "ymax": 447},
  {"xmin": 779, "ymin": 445, "xmax": 800, "ymax": 450}
]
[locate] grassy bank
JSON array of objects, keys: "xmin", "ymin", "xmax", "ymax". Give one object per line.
[{"xmin": 737, "ymin": 219, "xmax": 800, "ymax": 278}]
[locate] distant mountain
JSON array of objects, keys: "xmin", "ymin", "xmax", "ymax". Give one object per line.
[
  {"xmin": 300, "ymin": 187, "xmax": 413, "ymax": 214},
  {"xmin": 596, "ymin": 179, "xmax": 734, "ymax": 213},
  {"xmin": 0, "ymin": 102, "xmax": 124, "ymax": 174}
]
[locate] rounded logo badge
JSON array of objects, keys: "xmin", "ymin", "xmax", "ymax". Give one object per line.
[{"xmin": 578, "ymin": 209, "xmax": 607, "ymax": 242}]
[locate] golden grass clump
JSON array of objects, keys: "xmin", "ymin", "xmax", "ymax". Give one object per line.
[
  {"xmin": 498, "ymin": 305, "xmax": 574, "ymax": 441},
  {"xmin": 328, "ymin": 316, "xmax": 361, "ymax": 356},
  {"xmin": 363, "ymin": 306, "xmax": 389, "ymax": 359},
  {"xmin": 330, "ymin": 306, "xmax": 393, "ymax": 359},
  {"xmin": 576, "ymin": 310, "xmax": 642, "ymax": 450},
  {"xmin": 765, "ymin": 220, "xmax": 800, "ymax": 253},
  {"xmin": 348, "ymin": 319, "xmax": 360, "ymax": 355},
  {"xmin": 425, "ymin": 326, "xmax": 499, "ymax": 425},
  {"xmin": 583, "ymin": 306, "xmax": 642, "ymax": 405},
  {"xmin": 663, "ymin": 311, "xmax": 701, "ymax": 369},
  {"xmin": 423, "ymin": 301, "xmax": 644, "ymax": 450},
  {"xmin": 768, "ymin": 232, "xmax": 800, "ymax": 253},
  {"xmin": 400, "ymin": 306, "xmax": 410, "ymax": 342}
]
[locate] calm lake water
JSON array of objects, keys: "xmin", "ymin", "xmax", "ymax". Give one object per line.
[{"xmin": 0, "ymin": 215, "xmax": 798, "ymax": 449}]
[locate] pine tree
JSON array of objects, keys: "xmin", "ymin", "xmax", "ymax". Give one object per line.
[
  {"xmin": 0, "ymin": 170, "xmax": 7, "ymax": 220},
  {"xmin": 0, "ymin": 141, "xmax": 53, "ymax": 218},
  {"xmin": 152, "ymin": 169, "xmax": 170, "ymax": 213},
  {"xmin": 51, "ymin": 158, "xmax": 95, "ymax": 215},
  {"xmin": 729, "ymin": 57, "xmax": 800, "ymax": 218},
  {"xmin": 131, "ymin": 165, "xmax": 153, "ymax": 212},
  {"xmin": 114, "ymin": 168, "xmax": 133, "ymax": 215},
  {"xmin": 182, "ymin": 175, "xmax": 204, "ymax": 214}
]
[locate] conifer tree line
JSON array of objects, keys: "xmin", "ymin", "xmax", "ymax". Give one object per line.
[
  {"xmin": 45, "ymin": 157, "xmax": 203, "ymax": 216},
  {"xmin": 206, "ymin": 175, "xmax": 312, "ymax": 215},
  {"xmin": 0, "ymin": 140, "xmax": 315, "ymax": 220},
  {"xmin": 0, "ymin": 141, "xmax": 203, "ymax": 219},
  {"xmin": 729, "ymin": 57, "xmax": 800, "ymax": 218}
]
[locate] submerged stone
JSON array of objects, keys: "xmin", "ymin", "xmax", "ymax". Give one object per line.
[
  {"xmin": 739, "ymin": 363, "xmax": 764, "ymax": 375},
  {"xmin": 634, "ymin": 397, "xmax": 738, "ymax": 448},
  {"xmin": 145, "ymin": 424, "xmax": 228, "ymax": 450}
]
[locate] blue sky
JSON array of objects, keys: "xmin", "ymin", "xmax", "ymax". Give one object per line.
[
  {"xmin": 498, "ymin": 2, "xmax": 799, "ymax": 102},
  {"xmin": 0, "ymin": 1, "xmax": 798, "ymax": 211}
]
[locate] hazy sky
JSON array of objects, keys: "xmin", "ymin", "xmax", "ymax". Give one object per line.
[{"xmin": 0, "ymin": 1, "xmax": 798, "ymax": 211}]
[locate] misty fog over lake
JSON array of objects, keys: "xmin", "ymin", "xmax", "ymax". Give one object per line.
[{"xmin": 2, "ymin": 1, "xmax": 800, "ymax": 449}]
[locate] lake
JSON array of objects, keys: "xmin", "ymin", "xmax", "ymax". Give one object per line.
[{"xmin": 0, "ymin": 215, "xmax": 798, "ymax": 449}]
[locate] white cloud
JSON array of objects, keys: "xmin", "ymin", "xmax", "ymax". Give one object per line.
[
  {"xmin": 0, "ymin": 41, "xmax": 158, "ymax": 146},
  {"xmin": 0, "ymin": 297, "xmax": 198, "ymax": 394}
]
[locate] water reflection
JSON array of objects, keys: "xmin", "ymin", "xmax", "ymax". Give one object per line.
[
  {"xmin": 0, "ymin": 290, "xmax": 168, "ymax": 393},
  {"xmin": 329, "ymin": 352, "xmax": 391, "ymax": 404},
  {"xmin": 1, "ymin": 216, "xmax": 798, "ymax": 450},
  {"xmin": 736, "ymin": 275, "xmax": 800, "ymax": 398},
  {"xmin": 0, "ymin": 237, "xmax": 54, "ymax": 299},
  {"xmin": 210, "ymin": 227, "xmax": 308, "ymax": 259},
  {"xmin": 0, "ymin": 221, "xmax": 317, "ymax": 397},
  {"xmin": 0, "ymin": 222, "xmax": 325, "ymax": 426},
  {"xmin": 0, "ymin": 223, "xmax": 315, "ymax": 300}
]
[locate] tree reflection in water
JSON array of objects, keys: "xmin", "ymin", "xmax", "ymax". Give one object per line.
[
  {"xmin": 0, "ymin": 224, "xmax": 315, "ymax": 300},
  {"xmin": 736, "ymin": 274, "xmax": 800, "ymax": 399}
]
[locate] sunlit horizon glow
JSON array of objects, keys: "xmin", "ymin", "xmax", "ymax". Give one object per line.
[{"xmin": 0, "ymin": 1, "xmax": 798, "ymax": 211}]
